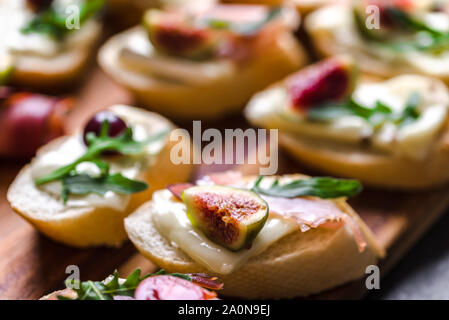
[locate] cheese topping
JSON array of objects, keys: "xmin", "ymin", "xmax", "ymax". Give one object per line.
[
  {"xmin": 246, "ymin": 74, "xmax": 449, "ymax": 160},
  {"xmin": 152, "ymin": 188, "xmax": 300, "ymax": 274},
  {"xmin": 305, "ymin": 5, "xmax": 449, "ymax": 76},
  {"xmin": 118, "ymin": 29, "xmax": 235, "ymax": 86},
  {"xmin": 0, "ymin": 0, "xmax": 100, "ymax": 57},
  {"xmin": 30, "ymin": 105, "xmax": 170, "ymax": 211}
]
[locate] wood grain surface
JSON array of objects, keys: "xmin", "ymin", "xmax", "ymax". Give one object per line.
[{"xmin": 1, "ymin": 68, "xmax": 449, "ymax": 300}]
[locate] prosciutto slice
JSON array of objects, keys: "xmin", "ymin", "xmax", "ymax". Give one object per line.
[{"xmin": 198, "ymin": 171, "xmax": 367, "ymax": 252}]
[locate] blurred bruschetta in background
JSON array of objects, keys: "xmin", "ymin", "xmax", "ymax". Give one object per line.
[
  {"xmin": 99, "ymin": 3, "xmax": 307, "ymax": 119},
  {"xmin": 1, "ymin": 0, "xmax": 104, "ymax": 90},
  {"xmin": 305, "ymin": 0, "xmax": 449, "ymax": 82},
  {"xmin": 245, "ymin": 56, "xmax": 449, "ymax": 189}
]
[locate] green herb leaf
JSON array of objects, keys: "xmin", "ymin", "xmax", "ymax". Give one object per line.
[
  {"xmin": 34, "ymin": 120, "xmax": 168, "ymax": 202},
  {"xmin": 59, "ymin": 268, "xmax": 193, "ymax": 300},
  {"xmin": 35, "ymin": 127, "xmax": 167, "ymax": 186},
  {"xmin": 22, "ymin": 0, "xmax": 104, "ymax": 40},
  {"xmin": 353, "ymin": 7, "xmax": 449, "ymax": 53},
  {"xmin": 252, "ymin": 176, "xmax": 362, "ymax": 199},
  {"xmin": 307, "ymin": 92, "xmax": 421, "ymax": 128},
  {"xmin": 61, "ymin": 173, "xmax": 148, "ymax": 204}
]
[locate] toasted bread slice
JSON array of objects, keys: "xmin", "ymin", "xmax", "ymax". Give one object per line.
[
  {"xmin": 9, "ymin": 21, "xmax": 102, "ymax": 90},
  {"xmin": 278, "ymin": 132, "xmax": 449, "ymax": 190},
  {"xmin": 124, "ymin": 174, "xmax": 384, "ymax": 298},
  {"xmin": 98, "ymin": 25, "xmax": 307, "ymax": 119},
  {"xmin": 7, "ymin": 106, "xmax": 193, "ymax": 247}
]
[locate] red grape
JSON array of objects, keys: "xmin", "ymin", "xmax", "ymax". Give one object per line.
[{"xmin": 82, "ymin": 110, "xmax": 127, "ymax": 147}]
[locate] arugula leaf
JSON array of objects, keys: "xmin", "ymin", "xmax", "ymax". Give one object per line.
[
  {"xmin": 34, "ymin": 120, "xmax": 168, "ymax": 202},
  {"xmin": 252, "ymin": 176, "xmax": 362, "ymax": 199},
  {"xmin": 61, "ymin": 173, "xmax": 148, "ymax": 203},
  {"xmin": 34, "ymin": 126, "xmax": 167, "ymax": 186},
  {"xmin": 59, "ymin": 269, "xmax": 193, "ymax": 300},
  {"xmin": 22, "ymin": 0, "xmax": 104, "ymax": 40},
  {"xmin": 307, "ymin": 92, "xmax": 421, "ymax": 128},
  {"xmin": 353, "ymin": 7, "xmax": 449, "ymax": 53}
]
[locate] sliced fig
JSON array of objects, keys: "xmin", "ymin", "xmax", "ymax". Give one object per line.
[
  {"xmin": 182, "ymin": 185, "xmax": 268, "ymax": 251},
  {"xmin": 143, "ymin": 10, "xmax": 217, "ymax": 60},
  {"xmin": 287, "ymin": 56, "xmax": 357, "ymax": 110},
  {"xmin": 134, "ymin": 275, "xmax": 216, "ymax": 300}
]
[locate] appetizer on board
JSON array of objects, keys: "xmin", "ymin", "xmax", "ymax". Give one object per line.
[
  {"xmin": 125, "ymin": 171, "xmax": 384, "ymax": 298},
  {"xmin": 7, "ymin": 105, "xmax": 193, "ymax": 247},
  {"xmin": 0, "ymin": 87, "xmax": 72, "ymax": 158},
  {"xmin": 305, "ymin": 0, "xmax": 449, "ymax": 81},
  {"xmin": 245, "ymin": 56, "xmax": 449, "ymax": 189},
  {"xmin": 0, "ymin": 0, "xmax": 104, "ymax": 89},
  {"xmin": 98, "ymin": 3, "xmax": 307, "ymax": 119},
  {"xmin": 41, "ymin": 268, "xmax": 222, "ymax": 300}
]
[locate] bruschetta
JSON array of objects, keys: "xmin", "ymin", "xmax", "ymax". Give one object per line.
[
  {"xmin": 1, "ymin": 0, "xmax": 103, "ymax": 89},
  {"xmin": 245, "ymin": 56, "xmax": 449, "ymax": 189},
  {"xmin": 305, "ymin": 0, "xmax": 449, "ymax": 82},
  {"xmin": 124, "ymin": 171, "xmax": 384, "ymax": 298},
  {"xmin": 7, "ymin": 105, "xmax": 193, "ymax": 247},
  {"xmin": 98, "ymin": 3, "xmax": 307, "ymax": 119},
  {"xmin": 41, "ymin": 268, "xmax": 222, "ymax": 300}
]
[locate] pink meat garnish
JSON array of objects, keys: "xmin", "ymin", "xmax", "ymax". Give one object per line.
[
  {"xmin": 134, "ymin": 275, "xmax": 217, "ymax": 300},
  {"xmin": 197, "ymin": 171, "xmax": 368, "ymax": 252},
  {"xmin": 167, "ymin": 183, "xmax": 195, "ymax": 200}
]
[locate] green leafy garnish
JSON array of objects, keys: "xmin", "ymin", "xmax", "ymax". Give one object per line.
[
  {"xmin": 252, "ymin": 176, "xmax": 362, "ymax": 199},
  {"xmin": 307, "ymin": 92, "xmax": 421, "ymax": 128},
  {"xmin": 205, "ymin": 7, "xmax": 282, "ymax": 35},
  {"xmin": 58, "ymin": 269, "xmax": 192, "ymax": 300},
  {"xmin": 61, "ymin": 171, "xmax": 148, "ymax": 203},
  {"xmin": 22, "ymin": 0, "xmax": 104, "ymax": 40},
  {"xmin": 34, "ymin": 120, "xmax": 168, "ymax": 203},
  {"xmin": 353, "ymin": 7, "xmax": 449, "ymax": 54}
]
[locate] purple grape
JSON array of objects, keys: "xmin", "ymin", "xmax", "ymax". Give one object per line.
[{"xmin": 83, "ymin": 110, "xmax": 127, "ymax": 147}]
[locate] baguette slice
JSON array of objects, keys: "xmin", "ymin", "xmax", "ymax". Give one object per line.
[
  {"xmin": 7, "ymin": 105, "xmax": 193, "ymax": 247},
  {"xmin": 98, "ymin": 24, "xmax": 307, "ymax": 119},
  {"xmin": 125, "ymin": 174, "xmax": 384, "ymax": 298},
  {"xmin": 10, "ymin": 21, "xmax": 102, "ymax": 90}
]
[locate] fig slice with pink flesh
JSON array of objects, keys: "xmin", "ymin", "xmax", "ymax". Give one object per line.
[
  {"xmin": 287, "ymin": 56, "xmax": 358, "ymax": 111},
  {"xmin": 182, "ymin": 185, "xmax": 268, "ymax": 251},
  {"xmin": 143, "ymin": 9, "xmax": 218, "ymax": 60}
]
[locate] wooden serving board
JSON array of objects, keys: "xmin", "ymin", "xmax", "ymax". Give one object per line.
[{"xmin": 1, "ymin": 68, "xmax": 449, "ymax": 300}]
